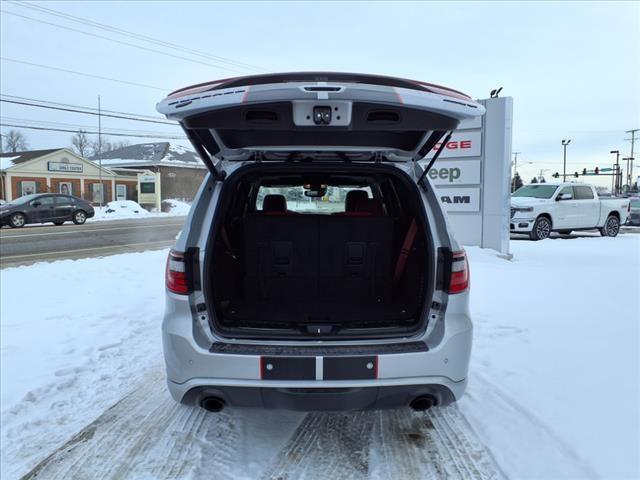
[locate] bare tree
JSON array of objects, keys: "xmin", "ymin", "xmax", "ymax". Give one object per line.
[
  {"xmin": 3, "ymin": 129, "xmax": 29, "ymax": 152},
  {"xmin": 71, "ymin": 130, "xmax": 91, "ymax": 157},
  {"xmin": 90, "ymin": 137, "xmax": 131, "ymax": 157}
]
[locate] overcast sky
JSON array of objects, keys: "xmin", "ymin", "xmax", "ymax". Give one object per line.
[{"xmin": 1, "ymin": 1, "xmax": 638, "ymax": 186}]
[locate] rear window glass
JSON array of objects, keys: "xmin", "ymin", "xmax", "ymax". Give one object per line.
[
  {"xmin": 573, "ymin": 186, "xmax": 594, "ymax": 200},
  {"xmin": 256, "ymin": 186, "xmax": 373, "ymax": 214}
]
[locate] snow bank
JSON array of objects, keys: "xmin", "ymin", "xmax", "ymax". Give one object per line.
[
  {"xmin": 460, "ymin": 235, "xmax": 640, "ymax": 479},
  {"xmin": 161, "ymin": 198, "xmax": 191, "ymax": 215},
  {"xmin": 88, "ymin": 199, "xmax": 190, "ymax": 222}
]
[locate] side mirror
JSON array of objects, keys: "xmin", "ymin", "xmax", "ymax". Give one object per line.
[{"xmin": 556, "ymin": 193, "xmax": 572, "ymax": 201}]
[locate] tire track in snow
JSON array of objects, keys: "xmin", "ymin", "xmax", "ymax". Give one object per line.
[
  {"xmin": 265, "ymin": 407, "xmax": 504, "ymax": 480},
  {"xmin": 20, "ymin": 371, "xmax": 503, "ymax": 480},
  {"xmin": 19, "ymin": 368, "xmax": 303, "ymax": 480}
]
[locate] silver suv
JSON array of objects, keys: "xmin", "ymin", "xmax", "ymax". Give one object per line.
[{"xmin": 157, "ymin": 73, "xmax": 484, "ymax": 412}]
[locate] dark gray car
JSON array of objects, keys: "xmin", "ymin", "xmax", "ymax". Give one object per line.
[{"xmin": 0, "ymin": 194, "xmax": 95, "ymax": 228}]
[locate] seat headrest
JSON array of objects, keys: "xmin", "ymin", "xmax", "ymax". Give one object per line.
[
  {"xmin": 262, "ymin": 194, "xmax": 287, "ymax": 213},
  {"xmin": 345, "ymin": 190, "xmax": 369, "ymax": 212},
  {"xmin": 357, "ymin": 198, "xmax": 383, "ymax": 216}
]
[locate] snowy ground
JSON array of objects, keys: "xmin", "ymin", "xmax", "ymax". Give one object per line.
[{"xmin": 1, "ymin": 234, "xmax": 638, "ymax": 479}]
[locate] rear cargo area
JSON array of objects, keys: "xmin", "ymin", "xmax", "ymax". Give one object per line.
[{"xmin": 207, "ymin": 163, "xmax": 433, "ymax": 339}]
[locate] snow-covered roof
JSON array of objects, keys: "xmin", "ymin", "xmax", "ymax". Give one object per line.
[
  {"xmin": 0, "ymin": 149, "xmax": 61, "ymax": 171},
  {"xmin": 91, "ymin": 142, "xmax": 205, "ymax": 169},
  {"xmin": 0, "ymin": 155, "xmax": 21, "ymax": 170}
]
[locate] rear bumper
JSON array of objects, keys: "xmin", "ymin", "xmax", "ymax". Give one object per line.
[
  {"xmin": 176, "ymin": 381, "xmax": 460, "ymax": 411},
  {"xmin": 162, "ymin": 294, "xmax": 473, "ymax": 411}
]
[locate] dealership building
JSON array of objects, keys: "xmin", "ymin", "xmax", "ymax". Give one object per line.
[{"xmin": 0, "ymin": 148, "xmax": 138, "ymax": 203}]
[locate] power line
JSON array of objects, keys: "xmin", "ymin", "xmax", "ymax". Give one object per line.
[
  {"xmin": 10, "ymin": 0, "xmax": 263, "ymax": 72},
  {"xmin": 1, "ymin": 116, "xmax": 181, "ymax": 137},
  {"xmin": 2, "ymin": 9, "xmax": 253, "ymax": 75},
  {"xmin": 0, "ymin": 57, "xmax": 169, "ymax": 91},
  {"xmin": 0, "ymin": 123, "xmax": 186, "ymax": 140},
  {"xmin": 1, "ymin": 94, "xmax": 168, "ymax": 120},
  {"xmin": 0, "ymin": 97, "xmax": 177, "ymax": 125}
]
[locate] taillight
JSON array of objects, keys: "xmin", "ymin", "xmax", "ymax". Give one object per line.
[
  {"xmin": 166, "ymin": 250, "xmax": 192, "ymax": 295},
  {"xmin": 449, "ymin": 250, "xmax": 470, "ymax": 294}
]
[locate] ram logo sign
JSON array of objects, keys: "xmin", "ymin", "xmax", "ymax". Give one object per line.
[
  {"xmin": 437, "ymin": 188, "xmax": 480, "ymax": 212},
  {"xmin": 441, "ymin": 194, "xmax": 471, "ymax": 204}
]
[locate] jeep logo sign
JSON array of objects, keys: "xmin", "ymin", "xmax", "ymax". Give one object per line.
[{"xmin": 427, "ymin": 160, "xmax": 481, "ymax": 185}]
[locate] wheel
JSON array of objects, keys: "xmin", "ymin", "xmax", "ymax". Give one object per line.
[
  {"xmin": 9, "ymin": 213, "xmax": 26, "ymax": 228},
  {"xmin": 53, "ymin": 220, "xmax": 64, "ymax": 226},
  {"xmin": 558, "ymin": 230, "xmax": 572, "ymax": 235},
  {"xmin": 72, "ymin": 210, "xmax": 87, "ymax": 225},
  {"xmin": 599, "ymin": 215, "xmax": 620, "ymax": 237},
  {"xmin": 529, "ymin": 216, "xmax": 552, "ymax": 241}
]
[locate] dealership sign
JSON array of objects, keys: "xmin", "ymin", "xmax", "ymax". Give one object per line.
[
  {"xmin": 437, "ymin": 187, "xmax": 480, "ymax": 212},
  {"xmin": 48, "ymin": 161, "xmax": 83, "ymax": 173},
  {"xmin": 427, "ymin": 160, "xmax": 481, "ymax": 185},
  {"xmin": 422, "ymin": 97, "xmax": 513, "ymax": 254},
  {"xmin": 425, "ymin": 131, "xmax": 482, "ymax": 159}
]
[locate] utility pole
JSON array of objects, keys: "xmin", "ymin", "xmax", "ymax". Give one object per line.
[
  {"xmin": 512, "ymin": 151, "xmax": 520, "ymax": 176},
  {"xmin": 610, "ymin": 150, "xmax": 620, "ymax": 195},
  {"xmin": 98, "ymin": 95, "xmax": 103, "ymax": 207},
  {"xmin": 626, "ymin": 129, "xmax": 638, "ymax": 189},
  {"xmin": 562, "ymin": 139, "xmax": 571, "ymax": 182}
]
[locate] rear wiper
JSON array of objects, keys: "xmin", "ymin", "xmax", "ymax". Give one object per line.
[{"xmin": 416, "ymin": 131, "xmax": 452, "ymax": 190}]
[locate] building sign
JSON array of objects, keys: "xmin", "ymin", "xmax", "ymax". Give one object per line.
[
  {"xmin": 424, "ymin": 131, "xmax": 482, "ymax": 159},
  {"xmin": 437, "ymin": 187, "xmax": 481, "ymax": 212},
  {"xmin": 425, "ymin": 160, "xmax": 481, "ymax": 186},
  {"xmin": 423, "ymin": 97, "xmax": 512, "ymax": 254},
  {"xmin": 48, "ymin": 161, "xmax": 83, "ymax": 173}
]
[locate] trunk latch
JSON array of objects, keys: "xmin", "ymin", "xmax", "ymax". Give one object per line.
[{"xmin": 306, "ymin": 324, "xmax": 334, "ymax": 335}]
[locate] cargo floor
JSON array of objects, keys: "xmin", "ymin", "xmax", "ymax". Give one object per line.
[{"xmin": 220, "ymin": 299, "xmax": 417, "ymax": 328}]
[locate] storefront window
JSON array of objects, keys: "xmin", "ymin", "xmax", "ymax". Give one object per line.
[
  {"xmin": 91, "ymin": 183, "xmax": 104, "ymax": 203},
  {"xmin": 20, "ymin": 181, "xmax": 37, "ymax": 196},
  {"xmin": 59, "ymin": 182, "xmax": 73, "ymax": 196}
]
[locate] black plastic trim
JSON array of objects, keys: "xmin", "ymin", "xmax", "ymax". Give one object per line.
[
  {"xmin": 209, "ymin": 341, "xmax": 428, "ymax": 356},
  {"xmin": 180, "ymin": 383, "xmax": 458, "ymax": 411}
]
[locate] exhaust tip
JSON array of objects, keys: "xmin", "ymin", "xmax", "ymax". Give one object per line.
[
  {"xmin": 410, "ymin": 395, "xmax": 437, "ymax": 411},
  {"xmin": 200, "ymin": 396, "xmax": 225, "ymax": 412}
]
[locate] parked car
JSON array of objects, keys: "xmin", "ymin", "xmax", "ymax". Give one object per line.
[
  {"xmin": 0, "ymin": 193, "xmax": 95, "ymax": 228},
  {"xmin": 627, "ymin": 197, "xmax": 640, "ymax": 226},
  {"xmin": 510, "ymin": 183, "xmax": 630, "ymax": 240},
  {"xmin": 156, "ymin": 72, "xmax": 485, "ymax": 412}
]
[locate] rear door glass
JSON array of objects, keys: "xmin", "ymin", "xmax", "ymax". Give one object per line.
[{"xmin": 573, "ymin": 186, "xmax": 594, "ymax": 200}]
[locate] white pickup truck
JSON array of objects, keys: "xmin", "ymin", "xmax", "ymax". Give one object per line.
[{"xmin": 510, "ymin": 183, "xmax": 630, "ymax": 240}]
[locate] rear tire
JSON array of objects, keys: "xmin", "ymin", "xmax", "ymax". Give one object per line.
[
  {"xmin": 529, "ymin": 216, "xmax": 552, "ymax": 241},
  {"xmin": 599, "ymin": 215, "xmax": 620, "ymax": 237},
  {"xmin": 72, "ymin": 210, "xmax": 87, "ymax": 225},
  {"xmin": 9, "ymin": 213, "xmax": 26, "ymax": 228}
]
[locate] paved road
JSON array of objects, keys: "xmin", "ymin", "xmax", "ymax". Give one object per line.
[{"xmin": 0, "ymin": 217, "xmax": 185, "ymax": 268}]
